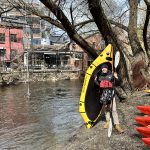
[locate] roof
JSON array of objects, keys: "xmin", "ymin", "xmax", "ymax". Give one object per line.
[
  {"xmin": 32, "ymin": 44, "xmax": 67, "ymax": 51},
  {"xmin": 0, "ymin": 21, "xmax": 23, "ymax": 29},
  {"xmin": 25, "ymin": 44, "xmax": 84, "ymax": 53}
]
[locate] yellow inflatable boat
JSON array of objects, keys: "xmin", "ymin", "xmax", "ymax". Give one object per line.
[{"xmin": 79, "ymin": 44, "xmax": 114, "ymax": 128}]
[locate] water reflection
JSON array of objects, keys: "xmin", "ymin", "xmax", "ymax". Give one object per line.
[{"xmin": 0, "ymin": 80, "xmax": 83, "ymax": 149}]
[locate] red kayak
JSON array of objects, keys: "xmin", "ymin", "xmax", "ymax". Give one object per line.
[
  {"xmin": 142, "ymin": 138, "xmax": 150, "ymax": 147},
  {"xmin": 135, "ymin": 116, "xmax": 150, "ymax": 126},
  {"xmin": 137, "ymin": 106, "xmax": 150, "ymax": 115},
  {"xmin": 136, "ymin": 127, "xmax": 150, "ymax": 137}
]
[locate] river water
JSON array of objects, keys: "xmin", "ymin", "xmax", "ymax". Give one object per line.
[{"xmin": 0, "ymin": 80, "xmax": 83, "ymax": 150}]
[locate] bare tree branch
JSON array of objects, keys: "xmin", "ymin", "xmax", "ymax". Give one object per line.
[
  {"xmin": 0, "ymin": 7, "xmax": 14, "ymax": 16},
  {"xmin": 0, "ymin": 1, "xmax": 15, "ymax": 16},
  {"xmin": 7, "ymin": 0, "xmax": 65, "ymax": 30},
  {"xmin": 39, "ymin": 0, "xmax": 98, "ymax": 58},
  {"xmin": 84, "ymin": 31, "xmax": 99, "ymax": 39},
  {"xmin": 75, "ymin": 19, "xmax": 129, "ymax": 32},
  {"xmin": 144, "ymin": 0, "xmax": 150, "ymax": 6},
  {"xmin": 70, "ymin": 2, "xmax": 74, "ymax": 26},
  {"xmin": 80, "ymin": 29, "xmax": 99, "ymax": 36},
  {"xmin": 109, "ymin": 20, "xmax": 128, "ymax": 32}
]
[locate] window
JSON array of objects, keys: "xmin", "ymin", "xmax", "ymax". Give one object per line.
[
  {"xmin": 42, "ymin": 32, "xmax": 45, "ymax": 38},
  {"xmin": 0, "ymin": 33, "xmax": 5, "ymax": 43},
  {"xmin": 10, "ymin": 49, "xmax": 17, "ymax": 59},
  {"xmin": 32, "ymin": 28, "xmax": 40, "ymax": 34},
  {"xmin": 75, "ymin": 53, "xmax": 83, "ymax": 60},
  {"xmin": 0, "ymin": 49, "xmax": 6, "ymax": 56},
  {"xmin": 32, "ymin": 39, "xmax": 41, "ymax": 45},
  {"xmin": 10, "ymin": 34, "xmax": 17, "ymax": 42}
]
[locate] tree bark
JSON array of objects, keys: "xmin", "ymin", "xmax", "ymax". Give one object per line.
[
  {"xmin": 143, "ymin": 0, "xmax": 150, "ymax": 59},
  {"xmin": 88, "ymin": 0, "xmax": 120, "ymax": 49},
  {"xmin": 128, "ymin": 0, "xmax": 144, "ymax": 55}
]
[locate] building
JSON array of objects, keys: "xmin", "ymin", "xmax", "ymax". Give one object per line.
[
  {"xmin": 69, "ymin": 33, "xmax": 104, "ymax": 70},
  {"xmin": 24, "ymin": 44, "xmax": 84, "ymax": 71},
  {"xmin": 0, "ymin": 22, "xmax": 24, "ymax": 66},
  {"xmin": 1, "ymin": 2, "xmax": 68, "ymax": 49},
  {"xmin": 0, "ymin": 2, "xmax": 104, "ymax": 71}
]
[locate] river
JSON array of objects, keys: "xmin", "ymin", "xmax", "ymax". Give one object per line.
[{"xmin": 0, "ymin": 80, "xmax": 83, "ymax": 150}]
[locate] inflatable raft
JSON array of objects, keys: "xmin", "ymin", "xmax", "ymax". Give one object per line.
[
  {"xmin": 136, "ymin": 127, "xmax": 150, "ymax": 137},
  {"xmin": 142, "ymin": 138, "xmax": 150, "ymax": 147},
  {"xmin": 137, "ymin": 106, "xmax": 150, "ymax": 115},
  {"xmin": 79, "ymin": 44, "xmax": 113, "ymax": 128},
  {"xmin": 135, "ymin": 116, "xmax": 150, "ymax": 126}
]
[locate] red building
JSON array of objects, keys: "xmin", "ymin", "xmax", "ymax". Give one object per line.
[{"xmin": 0, "ymin": 22, "xmax": 24, "ymax": 66}]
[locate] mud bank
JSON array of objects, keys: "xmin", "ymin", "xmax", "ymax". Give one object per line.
[
  {"xmin": 0, "ymin": 70, "xmax": 83, "ymax": 85},
  {"xmin": 55, "ymin": 91, "xmax": 150, "ymax": 150}
]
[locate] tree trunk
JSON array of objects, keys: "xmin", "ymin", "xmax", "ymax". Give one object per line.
[
  {"xmin": 88, "ymin": 0, "xmax": 121, "ymax": 50},
  {"xmin": 88, "ymin": 0, "xmax": 133, "ymax": 94},
  {"xmin": 127, "ymin": 0, "xmax": 150, "ymax": 89},
  {"xmin": 143, "ymin": 1, "xmax": 150, "ymax": 60},
  {"xmin": 131, "ymin": 52, "xmax": 150, "ymax": 89},
  {"xmin": 128, "ymin": 0, "xmax": 144, "ymax": 55}
]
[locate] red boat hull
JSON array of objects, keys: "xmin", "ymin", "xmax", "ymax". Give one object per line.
[
  {"xmin": 142, "ymin": 138, "xmax": 150, "ymax": 147},
  {"xmin": 136, "ymin": 127, "xmax": 150, "ymax": 137},
  {"xmin": 137, "ymin": 106, "xmax": 150, "ymax": 115},
  {"xmin": 135, "ymin": 116, "xmax": 150, "ymax": 126}
]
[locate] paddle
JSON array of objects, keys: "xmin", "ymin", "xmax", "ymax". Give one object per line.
[
  {"xmin": 114, "ymin": 51, "xmax": 120, "ymax": 70},
  {"xmin": 108, "ymin": 115, "xmax": 113, "ymax": 137},
  {"xmin": 108, "ymin": 51, "xmax": 120, "ymax": 138}
]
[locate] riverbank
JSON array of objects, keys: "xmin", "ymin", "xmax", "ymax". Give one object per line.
[
  {"xmin": 55, "ymin": 91, "xmax": 150, "ymax": 150},
  {"xmin": 0, "ymin": 70, "xmax": 83, "ymax": 85}
]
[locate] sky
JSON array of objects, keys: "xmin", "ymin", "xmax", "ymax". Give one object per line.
[{"xmin": 23, "ymin": 0, "xmax": 147, "ymax": 35}]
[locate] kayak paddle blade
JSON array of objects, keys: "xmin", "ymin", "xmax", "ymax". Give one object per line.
[
  {"xmin": 114, "ymin": 51, "xmax": 120, "ymax": 69},
  {"xmin": 108, "ymin": 118, "xmax": 113, "ymax": 137}
]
